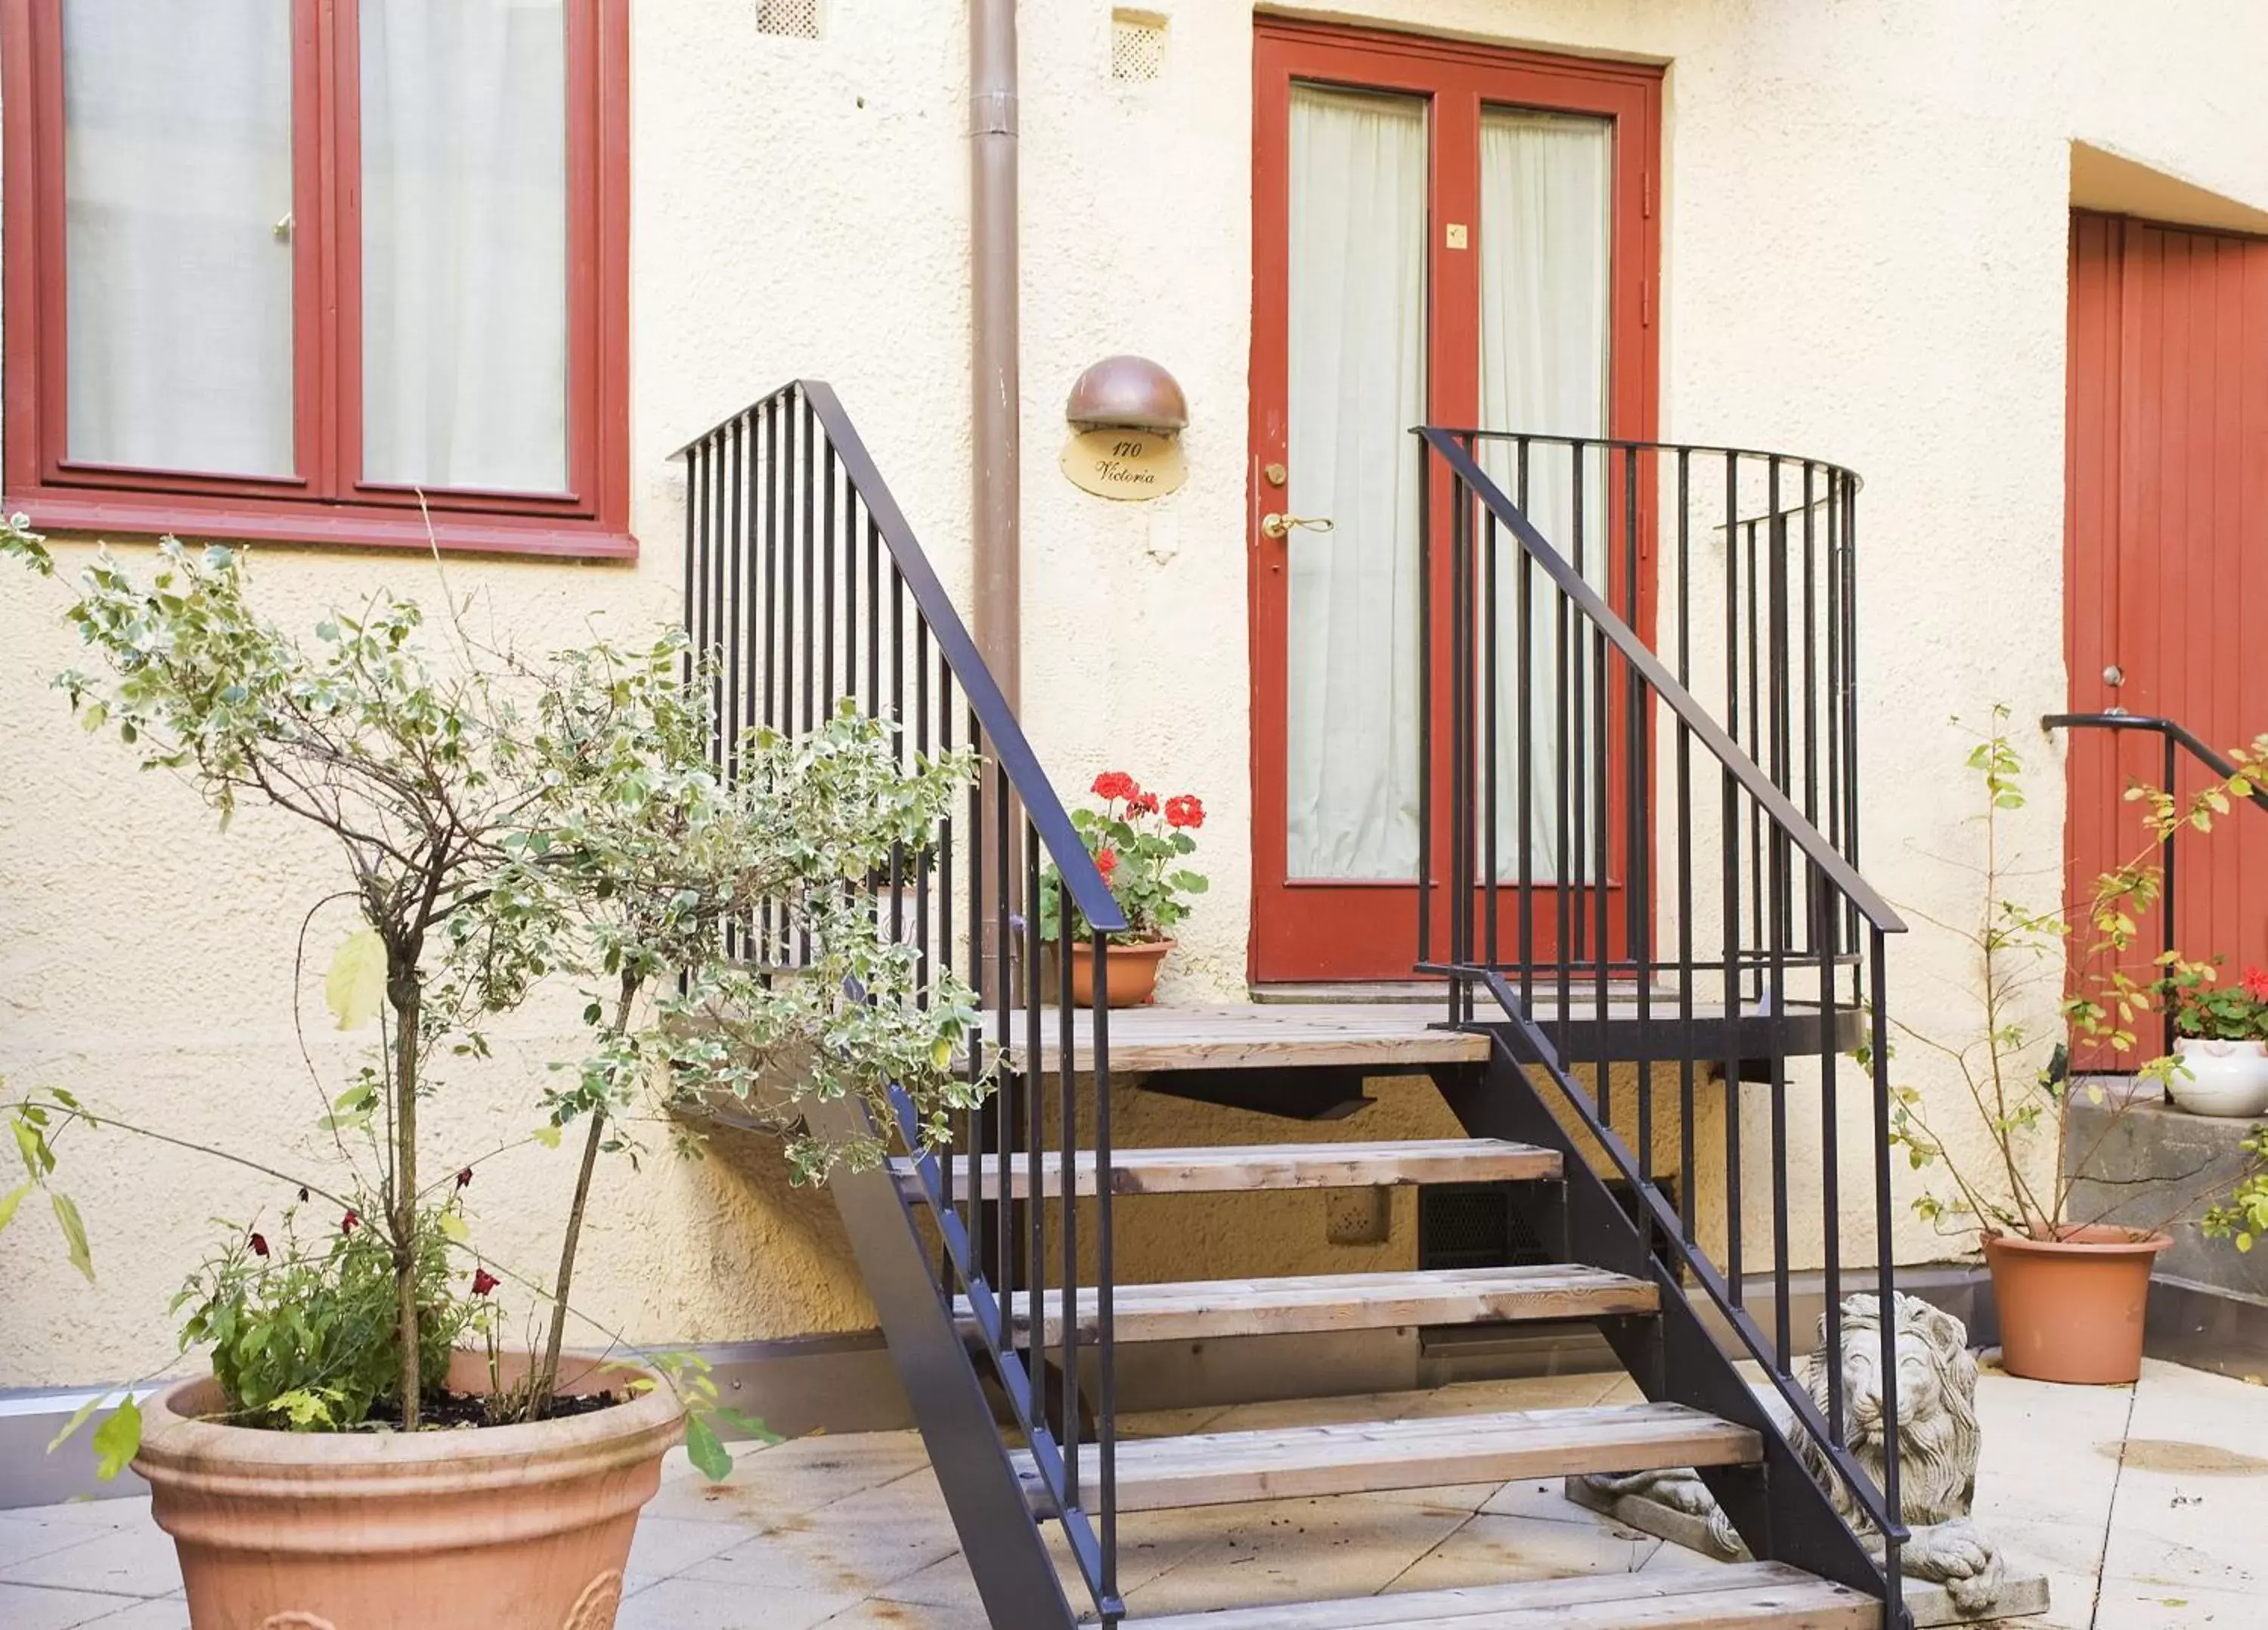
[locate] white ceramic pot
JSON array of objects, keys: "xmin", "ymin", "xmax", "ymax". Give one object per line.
[{"xmin": 2169, "ymin": 1037, "xmax": 2268, "ymax": 1117}]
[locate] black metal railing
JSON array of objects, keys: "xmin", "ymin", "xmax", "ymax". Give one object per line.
[
  {"xmin": 2045, "ymin": 711, "xmax": 2268, "ymax": 1058},
  {"xmin": 1418, "ymin": 426, "xmax": 1911, "ymax": 1620},
  {"xmin": 680, "ymin": 380, "xmax": 1124, "ymax": 1625}
]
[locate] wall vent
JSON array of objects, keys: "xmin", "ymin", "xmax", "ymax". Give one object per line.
[
  {"xmin": 1110, "ymin": 10, "xmax": 1167, "ymax": 82},
  {"xmin": 757, "ymin": 0, "xmax": 822, "ymax": 41}
]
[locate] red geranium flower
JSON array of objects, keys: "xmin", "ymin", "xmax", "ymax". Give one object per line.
[
  {"xmin": 248, "ymin": 1232, "xmax": 270, "ymax": 1259},
  {"xmin": 1092, "ymin": 770, "xmax": 1139, "ymax": 803},
  {"xmin": 1164, "ymin": 794, "xmax": 1206, "ymax": 829},
  {"xmin": 1095, "ymin": 847, "xmax": 1119, "ymax": 880},
  {"xmin": 2243, "ymin": 966, "xmax": 2268, "ymax": 1001},
  {"xmin": 340, "ymin": 1209, "xmax": 359, "ymax": 1234},
  {"xmin": 1129, "ymin": 790, "xmax": 1160, "ymax": 816},
  {"xmin": 470, "ymin": 1267, "xmax": 500, "ymax": 1297}
]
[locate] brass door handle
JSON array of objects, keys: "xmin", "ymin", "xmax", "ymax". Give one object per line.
[{"xmin": 1262, "ymin": 513, "xmax": 1334, "ymax": 540}]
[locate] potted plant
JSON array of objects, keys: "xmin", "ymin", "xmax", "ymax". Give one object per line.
[
  {"xmin": 1878, "ymin": 711, "xmax": 2268, "ymax": 1384},
  {"xmin": 2158, "ymin": 960, "xmax": 2268, "ymax": 1116},
  {"xmin": 0, "ymin": 521, "xmax": 986, "ymax": 1627},
  {"xmin": 1038, "ymin": 770, "xmax": 1208, "ymax": 1006}
]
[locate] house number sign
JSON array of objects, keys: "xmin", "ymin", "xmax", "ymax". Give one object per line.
[{"xmin": 1060, "ymin": 428, "xmax": 1187, "ymax": 501}]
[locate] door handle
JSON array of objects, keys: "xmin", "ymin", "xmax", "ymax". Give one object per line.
[{"xmin": 1262, "ymin": 513, "xmax": 1334, "ymax": 540}]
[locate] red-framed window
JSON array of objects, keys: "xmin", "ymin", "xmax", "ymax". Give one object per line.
[{"xmin": 1, "ymin": 0, "xmax": 632, "ymax": 559}]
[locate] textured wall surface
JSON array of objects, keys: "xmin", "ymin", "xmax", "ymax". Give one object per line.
[{"xmin": 9, "ymin": 1, "xmax": 2268, "ymax": 1386}]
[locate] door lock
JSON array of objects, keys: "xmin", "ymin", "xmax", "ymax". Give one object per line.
[{"xmin": 1262, "ymin": 513, "xmax": 1334, "ymax": 540}]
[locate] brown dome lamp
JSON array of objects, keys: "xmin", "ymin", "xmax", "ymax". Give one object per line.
[{"xmin": 1060, "ymin": 355, "xmax": 1189, "ymax": 500}]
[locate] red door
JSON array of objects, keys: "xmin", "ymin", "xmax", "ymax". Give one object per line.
[
  {"xmin": 1247, "ymin": 21, "xmax": 1658, "ymax": 983},
  {"xmin": 2066, "ymin": 209, "xmax": 2268, "ymax": 1050}
]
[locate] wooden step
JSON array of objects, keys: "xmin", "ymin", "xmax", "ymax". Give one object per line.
[
  {"xmin": 1128, "ymin": 1560, "xmax": 1879, "ymax": 1628},
  {"xmin": 956, "ymin": 1263, "xmax": 1655, "ymax": 1346},
  {"xmin": 895, "ymin": 1137, "xmax": 1558, "ymax": 1201},
  {"xmin": 1016, "ymin": 1402, "xmax": 1758, "ymax": 1514}
]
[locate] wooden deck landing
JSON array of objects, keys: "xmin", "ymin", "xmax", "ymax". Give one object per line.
[{"xmin": 975, "ymin": 1002, "xmax": 1489, "ymax": 1076}]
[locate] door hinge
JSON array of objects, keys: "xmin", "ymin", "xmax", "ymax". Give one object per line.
[{"xmin": 1641, "ymin": 277, "xmax": 1652, "ymax": 327}]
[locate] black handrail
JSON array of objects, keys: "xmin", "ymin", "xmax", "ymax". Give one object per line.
[
  {"xmin": 1419, "ymin": 429, "xmax": 1898, "ymax": 930},
  {"xmin": 2044, "ymin": 711, "xmax": 2268, "ymax": 1058},
  {"xmin": 680, "ymin": 381, "xmax": 1123, "ymax": 1624},
  {"xmin": 677, "ymin": 380, "xmax": 1123, "ymax": 934},
  {"xmin": 1418, "ymin": 426, "xmax": 1911, "ymax": 1623}
]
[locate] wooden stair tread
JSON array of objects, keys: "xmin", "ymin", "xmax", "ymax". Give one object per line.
[
  {"xmin": 956, "ymin": 1263, "xmax": 1655, "ymax": 1344},
  {"xmin": 894, "ymin": 1138, "xmax": 1558, "ymax": 1199},
  {"xmin": 1125, "ymin": 1560, "xmax": 1878, "ymax": 1628},
  {"xmin": 1018, "ymin": 1402, "xmax": 1758, "ymax": 1512}
]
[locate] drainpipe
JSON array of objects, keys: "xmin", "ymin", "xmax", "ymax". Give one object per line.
[
  {"xmin": 970, "ymin": 0, "xmax": 1019, "ymax": 711},
  {"xmin": 971, "ymin": 0, "xmax": 1020, "ymax": 1006}
]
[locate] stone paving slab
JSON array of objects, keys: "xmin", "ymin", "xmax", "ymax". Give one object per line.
[{"xmin": 0, "ymin": 1358, "xmax": 2252, "ymax": 1628}]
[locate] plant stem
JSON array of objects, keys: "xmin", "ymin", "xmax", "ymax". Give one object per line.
[
  {"xmin": 390, "ymin": 971, "xmax": 423, "ymax": 1431},
  {"xmin": 531, "ymin": 971, "xmax": 639, "ymax": 1418}
]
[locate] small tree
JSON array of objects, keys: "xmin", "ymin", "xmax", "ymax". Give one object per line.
[
  {"xmin": 2, "ymin": 519, "xmax": 986, "ymax": 1448},
  {"xmin": 1881, "ymin": 709, "xmax": 2268, "ymax": 1242}
]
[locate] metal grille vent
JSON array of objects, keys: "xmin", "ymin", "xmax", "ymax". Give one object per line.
[
  {"xmin": 1110, "ymin": 11, "xmax": 1167, "ymax": 82},
  {"xmin": 1418, "ymin": 1182, "xmax": 1553, "ymax": 1272},
  {"xmin": 757, "ymin": 0, "xmax": 821, "ymax": 40}
]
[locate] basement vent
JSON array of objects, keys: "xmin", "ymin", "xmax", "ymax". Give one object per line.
[
  {"xmin": 757, "ymin": 0, "xmax": 822, "ymax": 41},
  {"xmin": 1418, "ymin": 1182, "xmax": 1554, "ymax": 1271},
  {"xmin": 1111, "ymin": 10, "xmax": 1167, "ymax": 82}
]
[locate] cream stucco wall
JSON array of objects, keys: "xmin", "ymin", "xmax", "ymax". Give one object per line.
[{"xmin": 9, "ymin": 0, "xmax": 2268, "ymax": 1387}]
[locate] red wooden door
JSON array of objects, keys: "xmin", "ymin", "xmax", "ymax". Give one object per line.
[
  {"xmin": 1247, "ymin": 20, "xmax": 1658, "ymax": 983},
  {"xmin": 2066, "ymin": 209, "xmax": 2268, "ymax": 1052}
]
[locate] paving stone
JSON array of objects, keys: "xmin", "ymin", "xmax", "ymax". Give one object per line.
[{"xmin": 0, "ymin": 1581, "xmax": 149, "ymax": 1630}]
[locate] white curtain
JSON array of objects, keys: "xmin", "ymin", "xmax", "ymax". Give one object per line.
[
  {"xmin": 1284, "ymin": 86, "xmax": 1427, "ymax": 881},
  {"xmin": 361, "ymin": 0, "xmax": 569, "ymax": 493},
  {"xmin": 1478, "ymin": 110, "xmax": 1613, "ymax": 878},
  {"xmin": 62, "ymin": 0, "xmax": 296, "ymax": 476}
]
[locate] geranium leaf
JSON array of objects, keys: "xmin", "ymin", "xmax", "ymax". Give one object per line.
[{"xmin": 684, "ymin": 1412, "xmax": 732, "ymax": 1480}]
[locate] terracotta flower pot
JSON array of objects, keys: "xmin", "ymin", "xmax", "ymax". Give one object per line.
[
  {"xmin": 135, "ymin": 1350, "xmax": 683, "ymax": 1630},
  {"xmin": 2169, "ymin": 1037, "xmax": 2268, "ymax": 1117},
  {"xmin": 1055, "ymin": 937, "xmax": 1174, "ymax": 1007},
  {"xmin": 1985, "ymin": 1224, "xmax": 2170, "ymax": 1385}
]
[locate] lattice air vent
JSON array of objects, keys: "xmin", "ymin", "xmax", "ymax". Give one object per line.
[
  {"xmin": 1111, "ymin": 10, "xmax": 1167, "ymax": 82},
  {"xmin": 757, "ymin": 0, "xmax": 822, "ymax": 41}
]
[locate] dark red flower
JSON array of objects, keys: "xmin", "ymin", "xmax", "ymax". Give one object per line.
[
  {"xmin": 1095, "ymin": 847, "xmax": 1119, "ymax": 880},
  {"xmin": 1164, "ymin": 794, "xmax": 1206, "ymax": 829},
  {"xmin": 341, "ymin": 1209, "xmax": 359, "ymax": 1234},
  {"xmin": 1129, "ymin": 790, "xmax": 1160, "ymax": 816},
  {"xmin": 1091, "ymin": 770, "xmax": 1139, "ymax": 803},
  {"xmin": 248, "ymin": 1232, "xmax": 270, "ymax": 1259},
  {"xmin": 470, "ymin": 1267, "xmax": 500, "ymax": 1297},
  {"xmin": 456, "ymin": 1167, "xmax": 473, "ymax": 1190}
]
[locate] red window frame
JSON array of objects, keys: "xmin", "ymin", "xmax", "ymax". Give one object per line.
[{"xmin": 0, "ymin": 0, "xmax": 633, "ymax": 559}]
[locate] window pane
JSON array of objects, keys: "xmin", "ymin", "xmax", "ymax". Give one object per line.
[
  {"xmin": 361, "ymin": 0, "xmax": 569, "ymax": 494},
  {"xmin": 1478, "ymin": 107, "xmax": 1612, "ymax": 880},
  {"xmin": 62, "ymin": 0, "xmax": 296, "ymax": 477},
  {"xmin": 1283, "ymin": 86, "xmax": 1428, "ymax": 881}
]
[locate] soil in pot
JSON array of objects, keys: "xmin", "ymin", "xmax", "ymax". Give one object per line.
[
  {"xmin": 1986, "ymin": 1224, "xmax": 2170, "ymax": 1385},
  {"xmin": 135, "ymin": 1349, "xmax": 683, "ymax": 1630}
]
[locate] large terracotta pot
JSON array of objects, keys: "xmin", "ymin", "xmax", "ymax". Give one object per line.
[
  {"xmin": 2168, "ymin": 1037, "xmax": 2268, "ymax": 1117},
  {"xmin": 1057, "ymin": 937, "xmax": 1174, "ymax": 1007},
  {"xmin": 135, "ymin": 1350, "xmax": 683, "ymax": 1630},
  {"xmin": 1985, "ymin": 1224, "xmax": 2170, "ymax": 1385}
]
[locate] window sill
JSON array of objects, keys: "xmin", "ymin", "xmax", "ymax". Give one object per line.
[{"xmin": 4, "ymin": 488, "xmax": 638, "ymax": 562}]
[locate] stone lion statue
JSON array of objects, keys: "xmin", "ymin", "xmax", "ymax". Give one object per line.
[{"xmin": 1582, "ymin": 1292, "xmax": 2006, "ymax": 1616}]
